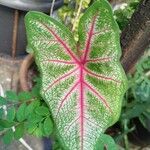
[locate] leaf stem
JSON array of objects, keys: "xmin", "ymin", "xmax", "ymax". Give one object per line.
[
  {"xmin": 123, "ymin": 119, "xmax": 129, "ymax": 150},
  {"xmin": 0, "ymin": 122, "xmax": 20, "ymax": 136},
  {"xmin": 72, "ymin": 0, "xmax": 83, "ymax": 32},
  {"xmin": 50, "ymin": 0, "xmax": 56, "ymax": 16},
  {"xmin": 3, "ymin": 98, "xmax": 36, "ymax": 108}
]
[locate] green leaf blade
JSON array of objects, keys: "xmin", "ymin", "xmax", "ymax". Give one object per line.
[
  {"xmin": 0, "ymin": 119, "xmax": 15, "ymax": 128},
  {"xmin": 25, "ymin": 100, "xmax": 40, "ymax": 118},
  {"xmin": 27, "ymin": 114, "xmax": 43, "ymax": 124},
  {"xmin": 6, "ymin": 91, "xmax": 18, "ymax": 101},
  {"xmin": 95, "ymin": 134, "xmax": 117, "ymax": 150},
  {"xmin": 14, "ymin": 123, "xmax": 25, "ymax": 140},
  {"xmin": 25, "ymin": 0, "xmax": 127, "ymax": 149},
  {"xmin": 35, "ymin": 106, "xmax": 49, "ymax": 116},
  {"xmin": 7, "ymin": 106, "xmax": 16, "ymax": 121},
  {"xmin": 43, "ymin": 117, "xmax": 53, "ymax": 136},
  {"xmin": 16, "ymin": 103, "xmax": 27, "ymax": 122},
  {"xmin": 2, "ymin": 129, "xmax": 14, "ymax": 144},
  {"xmin": 18, "ymin": 91, "xmax": 32, "ymax": 101}
]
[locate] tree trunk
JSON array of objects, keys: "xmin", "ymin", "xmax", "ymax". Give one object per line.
[{"xmin": 121, "ymin": 0, "xmax": 150, "ymax": 73}]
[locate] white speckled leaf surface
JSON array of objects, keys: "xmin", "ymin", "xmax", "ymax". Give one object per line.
[{"xmin": 25, "ymin": 0, "xmax": 127, "ymax": 149}]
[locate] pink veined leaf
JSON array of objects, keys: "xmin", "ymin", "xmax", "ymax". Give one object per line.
[{"xmin": 25, "ymin": 0, "xmax": 127, "ymax": 149}]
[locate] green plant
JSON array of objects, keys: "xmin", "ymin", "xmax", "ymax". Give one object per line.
[
  {"xmin": 57, "ymin": 0, "xmax": 92, "ymax": 40},
  {"xmin": 25, "ymin": 0, "xmax": 127, "ymax": 149},
  {"xmin": 114, "ymin": 54, "xmax": 150, "ymax": 149},
  {"xmin": 114, "ymin": 0, "xmax": 140, "ymax": 30},
  {"xmin": 0, "ymin": 79, "xmax": 53, "ymax": 144}
]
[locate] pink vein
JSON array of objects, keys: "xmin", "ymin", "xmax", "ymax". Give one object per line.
[
  {"xmin": 65, "ymin": 117, "xmax": 80, "ymax": 132},
  {"xmin": 83, "ymin": 117, "xmax": 102, "ymax": 129},
  {"xmin": 82, "ymin": 13, "xmax": 98, "ymax": 63},
  {"xmin": 86, "ymin": 57, "xmax": 112, "ymax": 63},
  {"xmin": 41, "ymin": 23, "xmax": 80, "ymax": 64},
  {"xmin": 64, "ymin": 105, "xmax": 88, "ymax": 116},
  {"xmin": 44, "ymin": 67, "xmax": 78, "ymax": 93},
  {"xmin": 83, "ymin": 82, "xmax": 112, "ymax": 113},
  {"xmin": 56, "ymin": 81, "xmax": 79, "ymax": 118},
  {"xmin": 83, "ymin": 67, "xmax": 120, "ymax": 83},
  {"xmin": 92, "ymin": 29, "xmax": 111, "ymax": 36},
  {"xmin": 92, "ymin": 31, "xmax": 103, "ymax": 35},
  {"xmin": 44, "ymin": 59, "xmax": 76, "ymax": 64},
  {"xmin": 79, "ymin": 67, "xmax": 84, "ymax": 150}
]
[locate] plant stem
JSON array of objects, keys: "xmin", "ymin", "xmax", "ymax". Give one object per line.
[
  {"xmin": 123, "ymin": 119, "xmax": 129, "ymax": 150},
  {"xmin": 12, "ymin": 10, "xmax": 19, "ymax": 58},
  {"xmin": 4, "ymin": 98, "xmax": 36, "ymax": 108},
  {"xmin": 0, "ymin": 122, "xmax": 20, "ymax": 136},
  {"xmin": 72, "ymin": 0, "xmax": 83, "ymax": 32},
  {"xmin": 50, "ymin": 0, "xmax": 56, "ymax": 16}
]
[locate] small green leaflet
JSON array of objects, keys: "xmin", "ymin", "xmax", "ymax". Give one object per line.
[
  {"xmin": 16, "ymin": 103, "xmax": 27, "ymax": 122},
  {"xmin": 35, "ymin": 106, "xmax": 49, "ymax": 116},
  {"xmin": 2, "ymin": 129, "xmax": 14, "ymax": 144},
  {"xmin": 14, "ymin": 123, "xmax": 25, "ymax": 140},
  {"xmin": 44, "ymin": 117, "xmax": 53, "ymax": 136},
  {"xmin": 7, "ymin": 106, "xmax": 15, "ymax": 121},
  {"xmin": 5, "ymin": 91, "xmax": 18, "ymax": 101}
]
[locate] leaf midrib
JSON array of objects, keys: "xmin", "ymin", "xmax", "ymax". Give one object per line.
[{"xmin": 38, "ymin": 14, "xmax": 118, "ymax": 149}]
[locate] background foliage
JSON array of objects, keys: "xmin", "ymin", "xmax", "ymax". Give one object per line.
[
  {"xmin": 0, "ymin": 78, "xmax": 53, "ymax": 144},
  {"xmin": 115, "ymin": 54, "xmax": 150, "ymax": 149},
  {"xmin": 114, "ymin": 0, "xmax": 140, "ymax": 30}
]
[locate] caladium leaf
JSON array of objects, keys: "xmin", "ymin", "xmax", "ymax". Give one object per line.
[{"xmin": 25, "ymin": 0, "xmax": 127, "ymax": 149}]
